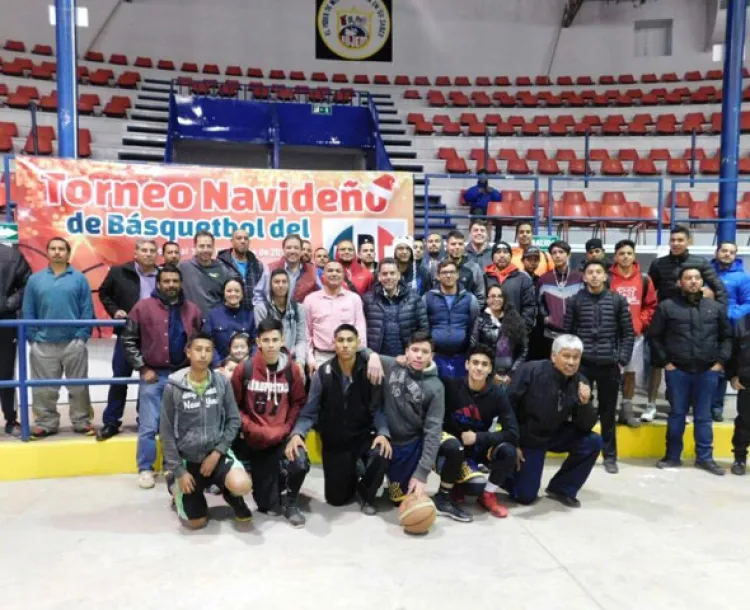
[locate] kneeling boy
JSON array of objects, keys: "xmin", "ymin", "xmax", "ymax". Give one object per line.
[
  {"xmin": 232, "ymin": 318, "xmax": 309, "ymax": 527},
  {"xmin": 160, "ymin": 332, "xmax": 252, "ymax": 529},
  {"xmin": 443, "ymin": 345, "xmax": 519, "ymax": 518}
]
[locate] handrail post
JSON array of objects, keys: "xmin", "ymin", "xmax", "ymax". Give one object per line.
[
  {"xmin": 690, "ymin": 129, "xmax": 697, "ymax": 188},
  {"xmin": 424, "ymin": 176, "xmax": 431, "ymax": 241},
  {"xmin": 31, "ymin": 103, "xmax": 39, "ymax": 156},
  {"xmin": 532, "ymin": 176, "xmax": 540, "ymax": 234},
  {"xmin": 584, "ymin": 128, "xmax": 590, "ymax": 189},
  {"xmin": 670, "ymin": 181, "xmax": 677, "ymax": 231},
  {"xmin": 18, "ymin": 323, "xmax": 29, "ymax": 442},
  {"xmin": 656, "ymin": 179, "xmax": 664, "ymax": 246},
  {"xmin": 547, "ymin": 177, "xmax": 554, "ymax": 235},
  {"xmin": 3, "ymin": 155, "xmax": 12, "ymax": 222}
]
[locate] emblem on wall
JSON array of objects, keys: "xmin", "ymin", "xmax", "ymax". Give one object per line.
[{"xmin": 316, "ymin": 0, "xmax": 393, "ymax": 62}]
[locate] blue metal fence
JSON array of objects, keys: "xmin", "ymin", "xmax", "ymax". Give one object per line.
[{"xmin": 0, "ymin": 319, "xmax": 136, "ymax": 442}]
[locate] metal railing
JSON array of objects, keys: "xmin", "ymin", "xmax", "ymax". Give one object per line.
[{"xmin": 0, "ymin": 318, "xmax": 135, "ymax": 442}]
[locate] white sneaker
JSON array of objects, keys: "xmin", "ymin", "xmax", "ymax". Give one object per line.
[
  {"xmin": 138, "ymin": 470, "xmax": 156, "ymax": 489},
  {"xmin": 641, "ymin": 404, "xmax": 658, "ymax": 422}
]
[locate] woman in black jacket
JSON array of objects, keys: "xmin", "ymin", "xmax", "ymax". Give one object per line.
[{"xmin": 471, "ymin": 284, "xmax": 528, "ymax": 385}]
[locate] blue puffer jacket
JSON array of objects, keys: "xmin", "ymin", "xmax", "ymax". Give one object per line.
[
  {"xmin": 711, "ymin": 258, "xmax": 750, "ymax": 323},
  {"xmin": 203, "ymin": 304, "xmax": 256, "ymax": 366},
  {"xmin": 424, "ymin": 288, "xmax": 480, "ymax": 355}
]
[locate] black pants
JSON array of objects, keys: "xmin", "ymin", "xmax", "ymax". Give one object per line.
[
  {"xmin": 485, "ymin": 442, "xmax": 517, "ymax": 486},
  {"xmin": 0, "ymin": 327, "xmax": 17, "ymax": 424},
  {"xmin": 580, "ymin": 363, "xmax": 621, "ymax": 461},
  {"xmin": 437, "ymin": 436, "xmax": 464, "ymax": 483},
  {"xmin": 247, "ymin": 442, "xmax": 309, "ymax": 511},
  {"xmin": 732, "ymin": 388, "xmax": 750, "ymax": 461},
  {"xmin": 322, "ymin": 434, "xmax": 391, "ymax": 506}
]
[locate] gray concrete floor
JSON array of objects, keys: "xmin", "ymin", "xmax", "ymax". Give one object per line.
[{"xmin": 1, "ymin": 462, "xmax": 748, "ymax": 610}]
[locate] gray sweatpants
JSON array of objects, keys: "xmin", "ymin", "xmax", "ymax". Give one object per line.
[{"xmin": 30, "ymin": 340, "xmax": 93, "ymax": 432}]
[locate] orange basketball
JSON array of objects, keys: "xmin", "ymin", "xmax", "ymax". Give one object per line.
[{"xmin": 398, "ymin": 493, "xmax": 436, "ymax": 535}]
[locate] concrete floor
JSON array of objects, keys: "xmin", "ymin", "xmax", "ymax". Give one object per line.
[{"xmin": 0, "ymin": 462, "xmax": 747, "ymax": 610}]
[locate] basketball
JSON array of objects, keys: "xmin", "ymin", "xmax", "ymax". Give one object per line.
[{"xmin": 398, "ymin": 494, "xmax": 436, "ymax": 535}]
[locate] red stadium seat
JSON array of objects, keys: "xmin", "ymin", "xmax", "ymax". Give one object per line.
[
  {"xmin": 535, "ymin": 75, "xmax": 551, "ymax": 86},
  {"xmin": 449, "ymin": 91, "xmax": 470, "ymax": 107},
  {"xmin": 739, "ymin": 158, "xmax": 750, "ymax": 175},
  {"xmin": 665, "ymin": 192, "xmax": 694, "ymax": 209},
  {"xmin": 109, "ymin": 53, "xmax": 128, "ymax": 65},
  {"xmin": 493, "ymin": 92, "xmax": 516, "ymax": 107},
  {"xmin": 403, "ymin": 89, "xmax": 421, "ymax": 99},
  {"xmin": 589, "ymin": 149, "xmax": 610, "ymax": 161},
  {"xmin": 537, "ymin": 159, "xmax": 561, "ymax": 175},
  {"xmin": 526, "ymin": 149, "xmax": 547, "ymax": 162},
  {"xmin": 618, "ymin": 74, "xmax": 636, "ymax": 84},
  {"xmin": 414, "ymin": 121, "xmax": 434, "ymax": 135},
  {"xmin": 666, "ymin": 159, "xmax": 691, "ymax": 176},
  {"xmin": 627, "ymin": 122, "xmax": 648, "ymax": 136},
  {"xmin": 689, "ymin": 201, "xmax": 717, "ymax": 222},
  {"xmin": 394, "ymin": 75, "xmax": 410, "ymax": 85},
  {"xmin": 267, "ymin": 69, "xmax": 285, "ymax": 80},
  {"xmin": 4, "ymin": 39, "xmax": 25, "ymax": 52},
  {"xmin": 475, "ymin": 76, "xmax": 491, "ymax": 86},
  {"xmin": 24, "ymin": 134, "xmax": 53, "ymax": 155},
  {"xmin": 132, "ymin": 56, "xmax": 152, "ymax": 69},
  {"xmin": 634, "ymin": 159, "xmax": 660, "ymax": 176},
  {"xmin": 85, "ymin": 50, "xmax": 104, "ymax": 62},
  {"xmin": 290, "ymin": 71, "xmax": 306, "ymax": 81},
  {"xmin": 157, "ymin": 59, "xmax": 175, "ymax": 70},
  {"xmin": 0, "ymin": 122, "xmax": 19, "ymax": 137},
  {"xmin": 684, "ymin": 70, "xmax": 702, "ymax": 81},
  {"xmin": 661, "ymin": 72, "xmax": 679, "ymax": 82},
  {"xmin": 618, "ymin": 149, "xmax": 639, "ymax": 162},
  {"xmin": 515, "ymin": 76, "xmax": 532, "ymax": 86},
  {"xmin": 427, "ymin": 91, "xmax": 447, "ymax": 107},
  {"xmin": 554, "ymin": 149, "xmax": 577, "ymax": 162},
  {"xmin": 494, "ymin": 76, "xmax": 511, "ymax": 86},
  {"xmin": 471, "ymin": 91, "xmax": 492, "ymax": 107},
  {"xmin": 116, "ymin": 71, "xmax": 140, "ymax": 88},
  {"xmin": 39, "ymin": 94, "xmax": 58, "ymax": 111},
  {"xmin": 476, "ymin": 157, "xmax": 499, "ymax": 174},
  {"xmin": 706, "ymin": 69, "xmax": 723, "ymax": 80},
  {"xmin": 442, "ymin": 122, "xmax": 462, "ymax": 136},
  {"xmin": 648, "ymin": 148, "xmax": 671, "ymax": 161},
  {"xmin": 641, "ymin": 73, "xmax": 658, "ymax": 83},
  {"xmin": 455, "ymin": 76, "xmax": 471, "ymax": 86},
  {"xmin": 498, "ymin": 149, "xmax": 519, "ymax": 161},
  {"xmin": 557, "ymin": 76, "xmax": 573, "ymax": 86},
  {"xmin": 507, "ymin": 159, "xmax": 532, "ymax": 175},
  {"xmin": 435, "ymin": 76, "xmax": 451, "ymax": 87},
  {"xmin": 439, "ymin": 147, "xmax": 459, "ymax": 161},
  {"xmin": 483, "ymin": 114, "xmax": 502, "ymax": 126},
  {"xmin": 15, "ymin": 84, "xmax": 39, "ymax": 99},
  {"xmin": 225, "ymin": 65, "xmax": 242, "ymax": 76},
  {"xmin": 30, "ymin": 64, "xmax": 54, "ymax": 80},
  {"xmin": 179, "ymin": 62, "xmax": 197, "ymax": 73},
  {"xmin": 700, "ymin": 158, "xmax": 720, "ymax": 175},
  {"xmin": 432, "ymin": 114, "xmax": 450, "ymax": 125},
  {"xmin": 567, "ymin": 160, "xmax": 590, "ymax": 176},
  {"xmin": 414, "ymin": 76, "xmax": 430, "ymax": 86},
  {"xmin": 599, "ymin": 75, "xmax": 615, "ymax": 85},
  {"xmin": 407, "ymin": 113, "xmax": 425, "ymax": 125},
  {"xmin": 0, "ymin": 133, "xmax": 12, "ymax": 153},
  {"xmin": 521, "ymin": 123, "xmax": 541, "ymax": 136},
  {"xmin": 501, "ymin": 190, "xmax": 523, "ymax": 203},
  {"xmin": 548, "ymin": 123, "xmax": 569, "ymax": 137},
  {"xmin": 601, "ymin": 159, "xmax": 626, "ymax": 176},
  {"xmin": 468, "ymin": 123, "xmax": 487, "ymax": 136},
  {"xmin": 446, "ymin": 158, "xmax": 469, "ymax": 174}
]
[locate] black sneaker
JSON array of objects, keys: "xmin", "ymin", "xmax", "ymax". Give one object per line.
[
  {"xmin": 223, "ymin": 492, "xmax": 253, "ymax": 522},
  {"xmin": 356, "ymin": 489, "xmax": 377, "ymax": 516},
  {"xmin": 4, "ymin": 421, "xmax": 20, "ymax": 437},
  {"xmin": 284, "ymin": 498, "xmax": 306, "ymax": 528},
  {"xmin": 712, "ymin": 411, "xmax": 724, "ymax": 423},
  {"xmin": 695, "ymin": 460, "xmax": 725, "ymax": 476},
  {"xmin": 603, "ymin": 459, "xmax": 619, "ymax": 474},
  {"xmin": 433, "ymin": 493, "xmax": 473, "ymax": 522},
  {"xmin": 96, "ymin": 423, "xmax": 120, "ymax": 442},
  {"xmin": 731, "ymin": 461, "xmax": 746, "ymax": 476},
  {"xmin": 545, "ymin": 488, "xmax": 581, "ymax": 508},
  {"xmin": 656, "ymin": 458, "xmax": 683, "ymax": 469}
]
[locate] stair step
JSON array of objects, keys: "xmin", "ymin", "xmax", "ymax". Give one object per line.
[
  {"xmin": 129, "ymin": 110, "xmax": 169, "ymax": 123},
  {"xmin": 377, "ymin": 109, "xmax": 398, "ymax": 115},
  {"xmin": 415, "ymin": 194, "xmax": 443, "ymax": 204},
  {"xmin": 382, "ymin": 138, "xmax": 412, "ymax": 146},
  {"xmin": 374, "ymin": 100, "xmax": 395, "ymax": 107},
  {"xmin": 388, "ymin": 151, "xmax": 417, "ymax": 160},
  {"xmin": 378, "ymin": 118, "xmax": 403, "ymax": 125},
  {"xmin": 138, "ymin": 93, "xmax": 170, "ymax": 102},
  {"xmin": 140, "ymin": 84, "xmax": 170, "ymax": 93},
  {"xmin": 122, "ymin": 137, "xmax": 167, "ymax": 149},
  {"xmin": 380, "ymin": 129, "xmax": 407, "ymax": 136},
  {"xmin": 143, "ymin": 77, "xmax": 172, "ymax": 86},
  {"xmin": 134, "ymin": 101, "xmax": 169, "ymax": 111},
  {"xmin": 127, "ymin": 123, "xmax": 168, "ymax": 135},
  {"xmin": 118, "ymin": 148, "xmax": 165, "ymax": 162},
  {"xmin": 391, "ymin": 163, "xmax": 423, "ymax": 172}
]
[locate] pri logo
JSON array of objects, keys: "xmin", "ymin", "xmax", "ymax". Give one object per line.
[
  {"xmin": 324, "ymin": 219, "xmax": 408, "ymax": 262},
  {"xmin": 317, "ymin": 0, "xmax": 391, "ymax": 61}
]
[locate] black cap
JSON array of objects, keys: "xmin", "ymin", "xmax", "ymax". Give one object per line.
[
  {"xmin": 585, "ymin": 238, "xmax": 603, "ymax": 252},
  {"xmin": 523, "ymin": 245, "xmax": 542, "ymax": 258}
]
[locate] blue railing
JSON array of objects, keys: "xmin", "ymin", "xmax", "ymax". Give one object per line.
[
  {"xmin": 669, "ymin": 176, "xmax": 750, "ymax": 229},
  {"xmin": 0, "ymin": 319, "xmax": 136, "ymax": 442}
]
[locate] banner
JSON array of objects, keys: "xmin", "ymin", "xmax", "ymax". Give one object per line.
[
  {"xmin": 14, "ymin": 157, "xmax": 413, "ymax": 320},
  {"xmin": 315, "ymin": 0, "xmax": 393, "ymax": 62}
]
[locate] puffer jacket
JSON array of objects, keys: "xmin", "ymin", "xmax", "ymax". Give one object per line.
[
  {"xmin": 711, "ymin": 258, "xmax": 750, "ymax": 323},
  {"xmin": 217, "ymin": 248, "xmax": 266, "ymax": 310},
  {"xmin": 362, "ymin": 281, "xmax": 429, "ymax": 356},
  {"xmin": 649, "ymin": 251, "xmax": 727, "ymax": 305},
  {"xmin": 159, "ymin": 369, "xmax": 240, "ymax": 477},
  {"xmin": 470, "ymin": 309, "xmax": 528, "ymax": 374},
  {"xmin": 563, "ymin": 288, "xmax": 635, "ymax": 367},
  {"xmin": 424, "ymin": 288, "xmax": 480, "ymax": 355},
  {"xmin": 0, "ymin": 243, "xmax": 31, "ymax": 319},
  {"xmin": 648, "ymin": 293, "xmax": 732, "ymax": 372},
  {"xmin": 726, "ymin": 312, "xmax": 750, "ymax": 384}
]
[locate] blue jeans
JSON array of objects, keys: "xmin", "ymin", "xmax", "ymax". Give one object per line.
[
  {"xmin": 711, "ymin": 375, "xmax": 727, "ymax": 417},
  {"xmin": 505, "ymin": 425, "xmax": 602, "ymax": 504},
  {"xmin": 433, "ymin": 354, "xmax": 467, "ymax": 380},
  {"xmin": 664, "ymin": 368, "xmax": 719, "ymax": 463},
  {"xmin": 102, "ymin": 336, "xmax": 134, "ymax": 427},
  {"xmin": 136, "ymin": 370, "xmax": 170, "ymax": 472}
]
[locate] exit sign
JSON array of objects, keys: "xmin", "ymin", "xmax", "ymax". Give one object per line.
[
  {"xmin": 312, "ymin": 104, "xmax": 332, "ymax": 116},
  {"xmin": 532, "ymin": 235, "xmax": 559, "ymax": 249},
  {"xmin": 0, "ymin": 222, "xmax": 18, "ymax": 244}
]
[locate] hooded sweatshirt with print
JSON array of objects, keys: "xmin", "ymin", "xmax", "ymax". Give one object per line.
[
  {"xmin": 381, "ymin": 356, "xmax": 445, "ymax": 482},
  {"xmin": 159, "ymin": 368, "xmax": 240, "ymax": 478},
  {"xmin": 231, "ymin": 350, "xmax": 306, "ymax": 450},
  {"xmin": 609, "ymin": 261, "xmax": 657, "ymax": 336}
]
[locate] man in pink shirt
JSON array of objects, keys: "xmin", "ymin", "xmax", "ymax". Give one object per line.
[{"xmin": 304, "ymin": 260, "xmax": 367, "ymax": 372}]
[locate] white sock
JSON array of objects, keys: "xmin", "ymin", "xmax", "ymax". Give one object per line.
[{"xmin": 484, "ymin": 482, "xmax": 499, "ymax": 494}]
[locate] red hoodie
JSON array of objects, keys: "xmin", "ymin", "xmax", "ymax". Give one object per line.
[
  {"xmin": 609, "ymin": 261, "xmax": 657, "ymax": 336},
  {"xmin": 231, "ymin": 350, "xmax": 306, "ymax": 450}
]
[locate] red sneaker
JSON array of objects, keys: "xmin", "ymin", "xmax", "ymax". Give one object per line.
[{"xmin": 478, "ymin": 491, "xmax": 508, "ymax": 518}]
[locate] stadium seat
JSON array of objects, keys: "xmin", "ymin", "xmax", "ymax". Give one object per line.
[
  {"xmin": 2, "ymin": 61, "xmax": 26, "ymax": 77},
  {"xmin": 403, "ymin": 90, "xmax": 421, "ymax": 99},
  {"xmin": 700, "ymin": 158, "xmax": 720, "ymax": 175},
  {"xmin": 526, "ymin": 149, "xmax": 547, "ymax": 162},
  {"xmin": 476, "ymin": 157, "xmax": 499, "ymax": 174},
  {"xmin": 88, "ymin": 69, "xmax": 113, "ymax": 86},
  {"xmin": 455, "ymin": 76, "xmax": 471, "ymax": 87},
  {"xmin": 30, "ymin": 64, "xmax": 54, "ymax": 80},
  {"xmin": 432, "ymin": 115, "xmax": 450, "ymax": 126},
  {"xmin": 414, "ymin": 76, "xmax": 430, "ymax": 86},
  {"xmin": 39, "ymin": 94, "xmax": 58, "ymax": 111},
  {"xmin": 475, "ymin": 76, "xmax": 491, "ymax": 86},
  {"xmin": 521, "ymin": 123, "xmax": 541, "ymax": 136},
  {"xmin": 493, "ymin": 92, "xmax": 516, "ymax": 107},
  {"xmin": 0, "ymin": 83, "xmax": 7, "ymax": 96},
  {"xmin": 689, "ymin": 201, "xmax": 718, "ymax": 222},
  {"xmin": 589, "ymin": 149, "xmax": 610, "ymax": 161},
  {"xmin": 225, "ymin": 65, "xmax": 242, "ymax": 76},
  {"xmin": 601, "ymin": 159, "xmax": 626, "ymax": 176},
  {"xmin": 24, "ymin": 134, "xmax": 53, "ymax": 155},
  {"xmin": 449, "ymin": 91, "xmax": 470, "ymax": 107},
  {"xmin": 617, "ymin": 149, "xmax": 639, "ymax": 162},
  {"xmin": 739, "ymin": 158, "xmax": 750, "ymax": 175},
  {"xmin": 535, "ymin": 75, "xmax": 551, "ymax": 86},
  {"xmin": 661, "ymin": 72, "xmax": 679, "ymax": 82},
  {"xmin": 548, "ymin": 123, "xmax": 569, "ymax": 137},
  {"xmin": 132, "ymin": 56, "xmax": 152, "ymax": 69},
  {"xmin": 706, "ymin": 69, "xmax": 723, "ymax": 80},
  {"xmin": 394, "ymin": 75, "xmax": 410, "ymax": 85},
  {"xmin": 498, "ymin": 149, "xmax": 519, "ymax": 161},
  {"xmin": 494, "ymin": 122, "xmax": 515, "ymax": 136},
  {"xmin": 0, "ymin": 133, "xmax": 12, "ymax": 153},
  {"xmin": 7, "ymin": 94, "xmax": 30, "ymax": 109},
  {"xmin": 157, "ymin": 59, "xmax": 175, "ymax": 70},
  {"xmin": 537, "ymin": 159, "xmax": 561, "ymax": 175},
  {"xmin": 438, "ymin": 147, "xmax": 459, "ymax": 160},
  {"xmin": 289, "ymin": 70, "xmax": 306, "ymax": 81},
  {"xmin": 667, "ymin": 159, "xmax": 691, "ymax": 176},
  {"xmin": 507, "ymin": 159, "xmax": 531, "ymax": 175},
  {"xmin": 442, "ymin": 122, "xmax": 462, "ymax": 136},
  {"xmin": 435, "ymin": 76, "xmax": 451, "ymax": 87},
  {"xmin": 0, "ymin": 122, "xmax": 19, "ymax": 137},
  {"xmin": 31, "ymin": 43, "xmax": 53, "ymax": 56},
  {"xmin": 648, "ymin": 148, "xmax": 671, "ymax": 161},
  {"xmin": 116, "ymin": 71, "xmax": 140, "ymax": 88},
  {"xmin": 471, "ymin": 91, "xmax": 492, "ymax": 107},
  {"xmin": 468, "ymin": 123, "xmax": 487, "ymax": 136},
  {"xmin": 446, "ymin": 158, "xmax": 468, "ymax": 173},
  {"xmin": 4, "ymin": 39, "xmax": 25, "ymax": 52},
  {"xmin": 427, "ymin": 91, "xmax": 447, "ymax": 107},
  {"xmin": 407, "ymin": 113, "xmax": 425, "ymax": 125},
  {"xmin": 515, "ymin": 76, "xmax": 532, "ymax": 86},
  {"xmin": 494, "ymin": 76, "xmax": 511, "ymax": 86},
  {"xmin": 634, "ymin": 159, "xmax": 660, "ymax": 176},
  {"xmin": 666, "ymin": 191, "xmax": 694, "ymax": 209},
  {"xmin": 85, "ymin": 50, "xmax": 104, "ymax": 62},
  {"xmin": 554, "ymin": 149, "xmax": 577, "ymax": 162},
  {"xmin": 110, "ymin": 53, "xmax": 128, "ymax": 65},
  {"xmin": 483, "ymin": 114, "xmax": 502, "ymax": 126},
  {"xmin": 627, "ymin": 122, "xmax": 648, "ymax": 136}
]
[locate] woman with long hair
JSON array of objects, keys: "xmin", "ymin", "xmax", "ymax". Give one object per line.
[
  {"xmin": 254, "ymin": 268, "xmax": 306, "ymax": 375},
  {"xmin": 471, "ymin": 284, "xmax": 528, "ymax": 385},
  {"xmin": 203, "ymin": 278, "xmax": 255, "ymax": 367}
]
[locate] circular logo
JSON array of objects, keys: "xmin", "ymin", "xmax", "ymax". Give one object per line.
[{"xmin": 317, "ymin": 0, "xmax": 391, "ymax": 60}]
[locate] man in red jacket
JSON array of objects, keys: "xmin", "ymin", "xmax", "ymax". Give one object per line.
[
  {"xmin": 335, "ymin": 239, "xmax": 374, "ymax": 296},
  {"xmin": 267, "ymin": 234, "xmax": 319, "ymax": 304},
  {"xmin": 609, "ymin": 240, "xmax": 657, "ymax": 426},
  {"xmin": 231, "ymin": 317, "xmax": 309, "ymax": 527}
]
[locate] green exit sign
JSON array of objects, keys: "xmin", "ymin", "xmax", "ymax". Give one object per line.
[
  {"xmin": 0, "ymin": 222, "xmax": 18, "ymax": 244},
  {"xmin": 312, "ymin": 104, "xmax": 332, "ymax": 116},
  {"xmin": 532, "ymin": 235, "xmax": 559, "ymax": 249}
]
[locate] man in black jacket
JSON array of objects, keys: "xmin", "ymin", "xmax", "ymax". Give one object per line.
[
  {"xmin": 97, "ymin": 239, "xmax": 158, "ymax": 440},
  {"xmin": 648, "ymin": 265, "xmax": 732, "ymax": 476},
  {"xmin": 0, "ymin": 243, "xmax": 31, "ymax": 435},
  {"xmin": 443, "ymin": 345, "xmax": 519, "ymax": 519},
  {"xmin": 563, "ymin": 260, "xmax": 634, "ymax": 474},
  {"xmin": 216, "ymin": 228, "xmax": 267, "ymax": 310},
  {"xmin": 484, "ymin": 241, "xmax": 537, "ymax": 332},
  {"xmin": 505, "ymin": 334, "xmax": 600, "ymax": 508},
  {"xmin": 727, "ymin": 312, "xmax": 750, "ymax": 475},
  {"xmin": 285, "ymin": 324, "xmax": 391, "ymax": 515},
  {"xmin": 362, "ymin": 258, "xmax": 428, "ymax": 357}
]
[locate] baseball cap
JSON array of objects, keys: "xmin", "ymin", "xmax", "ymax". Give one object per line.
[{"xmin": 522, "ymin": 246, "xmax": 542, "ymax": 259}]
